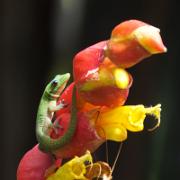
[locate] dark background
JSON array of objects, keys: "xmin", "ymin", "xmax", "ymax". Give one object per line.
[{"xmin": 1, "ymin": 0, "xmax": 179, "ymax": 179}]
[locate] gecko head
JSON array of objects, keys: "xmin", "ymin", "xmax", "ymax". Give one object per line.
[{"xmin": 46, "ymin": 73, "xmax": 70, "ymax": 99}]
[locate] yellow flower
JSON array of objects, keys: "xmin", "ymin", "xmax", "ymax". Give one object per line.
[
  {"xmin": 46, "ymin": 151, "xmax": 112, "ymax": 180},
  {"xmin": 95, "ymin": 104, "xmax": 161, "ymax": 141},
  {"xmin": 47, "ymin": 151, "xmax": 92, "ymax": 180}
]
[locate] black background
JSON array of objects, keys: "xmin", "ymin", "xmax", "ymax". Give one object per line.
[{"xmin": 1, "ymin": 0, "xmax": 179, "ymax": 179}]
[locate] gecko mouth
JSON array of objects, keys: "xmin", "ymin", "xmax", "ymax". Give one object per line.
[{"xmin": 50, "ymin": 80, "xmax": 69, "ymax": 99}]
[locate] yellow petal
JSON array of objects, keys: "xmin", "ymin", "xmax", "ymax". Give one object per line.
[
  {"xmin": 46, "ymin": 151, "xmax": 92, "ymax": 180},
  {"xmin": 96, "ymin": 123, "xmax": 127, "ymax": 142},
  {"xmin": 80, "ymin": 62, "xmax": 131, "ymax": 92},
  {"xmin": 113, "ymin": 68, "xmax": 130, "ymax": 89}
]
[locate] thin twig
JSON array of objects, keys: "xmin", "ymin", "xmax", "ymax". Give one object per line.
[
  {"xmin": 111, "ymin": 142, "xmax": 123, "ymax": 173},
  {"xmin": 105, "ymin": 140, "xmax": 109, "ymax": 164}
]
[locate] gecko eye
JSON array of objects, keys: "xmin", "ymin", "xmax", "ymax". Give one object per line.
[{"xmin": 51, "ymin": 79, "xmax": 58, "ymax": 87}]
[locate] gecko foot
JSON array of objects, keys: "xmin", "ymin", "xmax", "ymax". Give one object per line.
[{"xmin": 59, "ymin": 99, "xmax": 69, "ymax": 108}]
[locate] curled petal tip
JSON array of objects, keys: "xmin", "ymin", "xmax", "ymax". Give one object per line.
[
  {"xmin": 133, "ymin": 25, "xmax": 167, "ymax": 54},
  {"xmin": 146, "ymin": 104, "xmax": 161, "ymax": 131}
]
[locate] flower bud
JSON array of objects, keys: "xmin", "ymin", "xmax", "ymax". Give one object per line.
[
  {"xmin": 17, "ymin": 145, "xmax": 53, "ymax": 180},
  {"xmin": 106, "ymin": 20, "xmax": 167, "ymax": 68}
]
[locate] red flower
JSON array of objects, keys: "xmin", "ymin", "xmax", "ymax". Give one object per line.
[{"xmin": 17, "ymin": 20, "xmax": 167, "ymax": 180}]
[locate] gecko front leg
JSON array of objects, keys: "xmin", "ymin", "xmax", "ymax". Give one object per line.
[
  {"xmin": 48, "ymin": 99, "xmax": 68, "ymax": 113},
  {"xmin": 48, "ymin": 99, "xmax": 68, "ymax": 135}
]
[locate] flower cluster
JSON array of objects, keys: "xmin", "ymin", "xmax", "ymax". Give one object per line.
[{"xmin": 17, "ymin": 20, "xmax": 166, "ymax": 180}]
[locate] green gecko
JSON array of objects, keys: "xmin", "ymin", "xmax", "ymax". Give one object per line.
[{"xmin": 36, "ymin": 73, "xmax": 77, "ymax": 152}]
